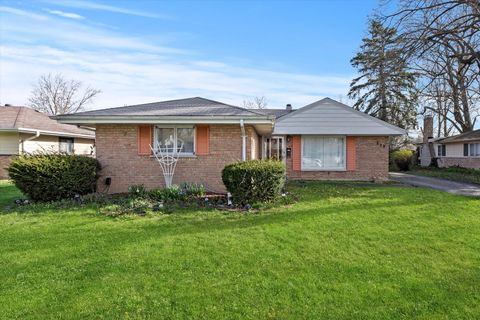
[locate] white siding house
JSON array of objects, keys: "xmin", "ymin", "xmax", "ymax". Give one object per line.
[
  {"xmin": 0, "ymin": 106, "xmax": 95, "ymax": 178},
  {"xmin": 419, "ymin": 128, "xmax": 480, "ymax": 169}
]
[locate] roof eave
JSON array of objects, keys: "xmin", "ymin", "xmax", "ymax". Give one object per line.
[
  {"xmin": 272, "ymin": 131, "xmax": 405, "ymax": 136},
  {"xmin": 0, "ymin": 127, "xmax": 95, "ymax": 139},
  {"xmin": 442, "ymin": 138, "xmax": 480, "ymax": 144}
]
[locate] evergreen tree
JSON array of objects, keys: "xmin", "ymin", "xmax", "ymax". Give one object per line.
[{"xmin": 348, "ymin": 20, "xmax": 417, "ymax": 129}]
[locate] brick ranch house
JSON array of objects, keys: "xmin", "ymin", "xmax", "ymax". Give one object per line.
[
  {"xmin": 57, "ymin": 97, "xmax": 405, "ymax": 193},
  {"xmin": 0, "ymin": 106, "xmax": 95, "ymax": 179}
]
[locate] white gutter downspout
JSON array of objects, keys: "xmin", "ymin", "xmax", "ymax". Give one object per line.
[
  {"xmin": 21, "ymin": 130, "xmax": 40, "ymax": 154},
  {"xmin": 240, "ymin": 119, "xmax": 246, "ymax": 161}
]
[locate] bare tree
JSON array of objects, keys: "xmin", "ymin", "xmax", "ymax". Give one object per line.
[
  {"xmin": 242, "ymin": 96, "xmax": 268, "ymax": 109},
  {"xmin": 385, "ymin": 0, "xmax": 480, "ymax": 68},
  {"xmin": 28, "ymin": 73, "xmax": 101, "ymax": 115},
  {"xmin": 415, "ymin": 39, "xmax": 479, "ymax": 133},
  {"xmin": 381, "ymin": 0, "xmax": 480, "ymax": 133}
]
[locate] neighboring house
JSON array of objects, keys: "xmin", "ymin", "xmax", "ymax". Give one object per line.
[
  {"xmin": 0, "ymin": 106, "xmax": 95, "ymax": 179},
  {"xmin": 57, "ymin": 97, "xmax": 405, "ymax": 193},
  {"xmin": 418, "ymin": 115, "xmax": 480, "ymax": 169},
  {"xmin": 436, "ymin": 130, "xmax": 480, "ymax": 169}
]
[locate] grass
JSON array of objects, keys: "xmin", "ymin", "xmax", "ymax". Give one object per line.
[
  {"xmin": 1, "ymin": 181, "xmax": 480, "ymax": 319},
  {"xmin": 0, "ymin": 180, "xmax": 22, "ymax": 208},
  {"xmin": 409, "ymin": 166, "xmax": 480, "ymax": 185}
]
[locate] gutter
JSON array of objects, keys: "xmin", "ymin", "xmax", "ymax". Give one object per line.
[
  {"xmin": 240, "ymin": 119, "xmax": 247, "ymax": 161},
  {"xmin": 1, "ymin": 128, "xmax": 95, "ymax": 139},
  {"xmin": 18, "ymin": 128, "xmax": 95, "ymax": 139},
  {"xmin": 24, "ymin": 130, "xmax": 40, "ymax": 142},
  {"xmin": 21, "ymin": 130, "xmax": 40, "ymax": 154}
]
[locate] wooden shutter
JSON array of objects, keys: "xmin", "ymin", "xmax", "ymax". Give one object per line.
[
  {"xmin": 195, "ymin": 125, "xmax": 209, "ymax": 155},
  {"xmin": 138, "ymin": 125, "xmax": 152, "ymax": 155},
  {"xmin": 464, "ymin": 144, "xmax": 469, "ymax": 156},
  {"xmin": 346, "ymin": 136, "xmax": 357, "ymax": 171},
  {"xmin": 292, "ymin": 135, "xmax": 301, "ymax": 171}
]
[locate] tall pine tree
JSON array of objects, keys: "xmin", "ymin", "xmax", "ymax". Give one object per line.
[{"xmin": 348, "ymin": 20, "xmax": 417, "ymax": 129}]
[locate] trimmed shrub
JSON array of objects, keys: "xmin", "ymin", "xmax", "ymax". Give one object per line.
[
  {"xmin": 7, "ymin": 154, "xmax": 101, "ymax": 202},
  {"xmin": 390, "ymin": 150, "xmax": 414, "ymax": 171},
  {"xmin": 222, "ymin": 160, "xmax": 286, "ymax": 205}
]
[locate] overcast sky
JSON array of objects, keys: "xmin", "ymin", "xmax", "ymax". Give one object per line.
[{"xmin": 0, "ymin": 0, "xmax": 379, "ymax": 110}]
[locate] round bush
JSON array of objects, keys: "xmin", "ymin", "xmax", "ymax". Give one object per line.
[
  {"xmin": 222, "ymin": 160, "xmax": 286, "ymax": 205},
  {"xmin": 390, "ymin": 150, "xmax": 414, "ymax": 171},
  {"xmin": 7, "ymin": 154, "xmax": 101, "ymax": 202}
]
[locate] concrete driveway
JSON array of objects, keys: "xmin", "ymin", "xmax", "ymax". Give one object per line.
[{"xmin": 389, "ymin": 172, "xmax": 480, "ymax": 197}]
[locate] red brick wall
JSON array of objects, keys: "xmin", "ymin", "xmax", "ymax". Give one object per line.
[
  {"xmin": 286, "ymin": 136, "xmax": 389, "ymax": 181},
  {"xmin": 96, "ymin": 124, "xmax": 259, "ymax": 193},
  {"xmin": 0, "ymin": 155, "xmax": 13, "ymax": 179}
]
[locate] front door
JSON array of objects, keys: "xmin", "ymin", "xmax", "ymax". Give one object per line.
[{"xmin": 263, "ymin": 136, "xmax": 286, "ymax": 163}]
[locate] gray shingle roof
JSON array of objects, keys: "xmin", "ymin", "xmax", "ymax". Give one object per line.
[
  {"xmin": 254, "ymin": 108, "xmax": 293, "ymax": 118},
  {"xmin": 0, "ymin": 106, "xmax": 94, "ymax": 137},
  {"xmin": 439, "ymin": 129, "xmax": 480, "ymax": 143},
  {"xmin": 273, "ymin": 98, "xmax": 406, "ymax": 135},
  {"xmin": 68, "ymin": 97, "xmax": 268, "ymax": 117}
]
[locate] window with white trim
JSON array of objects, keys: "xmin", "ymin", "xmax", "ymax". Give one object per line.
[
  {"xmin": 302, "ymin": 136, "xmax": 345, "ymax": 170},
  {"xmin": 59, "ymin": 137, "xmax": 74, "ymax": 154},
  {"xmin": 154, "ymin": 125, "xmax": 195, "ymax": 155},
  {"xmin": 437, "ymin": 144, "xmax": 446, "ymax": 157},
  {"xmin": 469, "ymin": 143, "xmax": 480, "ymax": 157}
]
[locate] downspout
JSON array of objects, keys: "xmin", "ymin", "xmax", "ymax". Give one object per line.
[
  {"xmin": 240, "ymin": 119, "xmax": 246, "ymax": 161},
  {"xmin": 21, "ymin": 130, "xmax": 40, "ymax": 154}
]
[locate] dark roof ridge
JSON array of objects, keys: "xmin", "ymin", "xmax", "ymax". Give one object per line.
[
  {"xmin": 193, "ymin": 97, "xmax": 266, "ymax": 116},
  {"xmin": 61, "ymin": 97, "xmax": 271, "ymax": 118}
]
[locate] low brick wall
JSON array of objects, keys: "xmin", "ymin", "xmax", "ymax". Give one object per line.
[
  {"xmin": 286, "ymin": 136, "xmax": 390, "ymax": 182},
  {"xmin": 0, "ymin": 155, "xmax": 13, "ymax": 179},
  {"xmin": 95, "ymin": 124, "xmax": 260, "ymax": 193},
  {"xmin": 438, "ymin": 157, "xmax": 480, "ymax": 169}
]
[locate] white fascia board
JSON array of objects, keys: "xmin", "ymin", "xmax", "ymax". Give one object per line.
[
  {"xmin": 16, "ymin": 128, "xmax": 95, "ymax": 139},
  {"xmin": 273, "ymin": 128, "xmax": 405, "ymax": 136}
]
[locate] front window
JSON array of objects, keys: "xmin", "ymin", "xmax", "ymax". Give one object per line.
[
  {"xmin": 154, "ymin": 126, "xmax": 194, "ymax": 154},
  {"xmin": 302, "ymin": 136, "xmax": 345, "ymax": 170},
  {"xmin": 59, "ymin": 137, "xmax": 74, "ymax": 154},
  {"xmin": 437, "ymin": 144, "xmax": 446, "ymax": 157},
  {"xmin": 469, "ymin": 143, "xmax": 480, "ymax": 157}
]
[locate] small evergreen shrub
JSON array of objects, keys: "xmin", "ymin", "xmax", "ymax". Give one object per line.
[
  {"xmin": 147, "ymin": 185, "xmax": 185, "ymax": 202},
  {"xmin": 390, "ymin": 150, "xmax": 414, "ymax": 171},
  {"xmin": 7, "ymin": 154, "xmax": 101, "ymax": 202},
  {"xmin": 162, "ymin": 185, "xmax": 184, "ymax": 202},
  {"xmin": 180, "ymin": 182, "xmax": 205, "ymax": 197},
  {"xmin": 148, "ymin": 188, "xmax": 165, "ymax": 202},
  {"xmin": 222, "ymin": 160, "xmax": 286, "ymax": 205},
  {"xmin": 128, "ymin": 184, "xmax": 147, "ymax": 198}
]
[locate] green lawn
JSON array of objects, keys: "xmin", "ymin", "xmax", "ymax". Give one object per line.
[
  {"xmin": 409, "ymin": 166, "xmax": 480, "ymax": 185},
  {"xmin": 0, "ymin": 180, "xmax": 22, "ymax": 208},
  {"xmin": 1, "ymin": 181, "xmax": 480, "ymax": 319}
]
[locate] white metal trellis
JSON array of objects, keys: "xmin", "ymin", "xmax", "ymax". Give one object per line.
[{"xmin": 150, "ymin": 140, "xmax": 184, "ymax": 188}]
